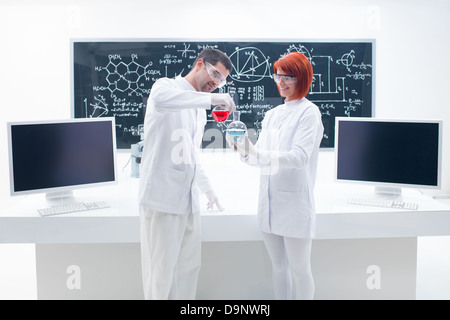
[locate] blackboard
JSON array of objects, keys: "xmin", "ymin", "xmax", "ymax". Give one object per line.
[{"xmin": 72, "ymin": 40, "xmax": 374, "ymax": 149}]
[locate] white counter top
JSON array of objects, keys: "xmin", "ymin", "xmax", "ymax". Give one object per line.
[{"xmin": 1, "ymin": 150, "xmax": 449, "ymax": 243}]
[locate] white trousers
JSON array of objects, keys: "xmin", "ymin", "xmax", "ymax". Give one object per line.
[
  {"xmin": 139, "ymin": 207, "xmax": 201, "ymax": 300},
  {"xmin": 262, "ymin": 232, "xmax": 314, "ymax": 300}
]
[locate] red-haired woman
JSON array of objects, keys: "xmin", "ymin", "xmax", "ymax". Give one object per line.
[{"xmin": 227, "ymin": 52, "xmax": 324, "ymax": 300}]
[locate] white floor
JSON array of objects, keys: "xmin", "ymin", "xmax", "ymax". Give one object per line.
[
  {"xmin": 1, "ymin": 236, "xmax": 450, "ymax": 300},
  {"xmin": 416, "ymin": 236, "xmax": 450, "ymax": 299},
  {"xmin": 0, "ymin": 243, "xmax": 37, "ymax": 300}
]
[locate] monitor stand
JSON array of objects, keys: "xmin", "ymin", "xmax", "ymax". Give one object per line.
[
  {"xmin": 46, "ymin": 191, "xmax": 76, "ymax": 205},
  {"xmin": 374, "ymin": 186, "xmax": 402, "ymax": 200}
]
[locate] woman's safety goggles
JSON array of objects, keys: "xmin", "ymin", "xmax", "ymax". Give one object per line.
[
  {"xmin": 205, "ymin": 62, "xmax": 227, "ymax": 88},
  {"xmin": 273, "ymin": 74, "xmax": 297, "ymax": 84}
]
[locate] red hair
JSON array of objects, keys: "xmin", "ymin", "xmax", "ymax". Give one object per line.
[{"xmin": 273, "ymin": 52, "xmax": 313, "ymax": 100}]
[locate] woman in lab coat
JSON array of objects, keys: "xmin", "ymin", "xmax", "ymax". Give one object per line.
[{"xmin": 228, "ymin": 52, "xmax": 324, "ymax": 300}]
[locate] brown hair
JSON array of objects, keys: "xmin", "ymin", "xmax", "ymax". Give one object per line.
[{"xmin": 192, "ymin": 48, "xmax": 232, "ymax": 72}]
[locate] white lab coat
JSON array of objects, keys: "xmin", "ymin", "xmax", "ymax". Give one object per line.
[
  {"xmin": 245, "ymin": 97, "xmax": 324, "ymax": 238},
  {"xmin": 138, "ymin": 76, "xmax": 213, "ymax": 215}
]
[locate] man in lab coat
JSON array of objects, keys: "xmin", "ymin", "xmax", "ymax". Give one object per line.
[{"xmin": 138, "ymin": 49, "xmax": 235, "ymax": 300}]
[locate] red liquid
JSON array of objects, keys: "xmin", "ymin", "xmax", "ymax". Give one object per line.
[{"xmin": 212, "ymin": 110, "xmax": 230, "ymax": 122}]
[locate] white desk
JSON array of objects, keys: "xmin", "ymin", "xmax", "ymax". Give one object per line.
[
  {"xmin": 1, "ymin": 151, "xmax": 450, "ymax": 299},
  {"xmin": 3, "ymin": 151, "xmax": 449, "ymax": 243}
]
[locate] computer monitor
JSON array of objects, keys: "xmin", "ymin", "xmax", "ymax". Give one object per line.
[
  {"xmin": 7, "ymin": 117, "xmax": 117, "ymax": 202},
  {"xmin": 335, "ymin": 117, "xmax": 442, "ymax": 197}
]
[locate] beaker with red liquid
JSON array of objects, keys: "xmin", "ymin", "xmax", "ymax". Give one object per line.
[{"xmin": 212, "ymin": 106, "xmax": 230, "ymax": 122}]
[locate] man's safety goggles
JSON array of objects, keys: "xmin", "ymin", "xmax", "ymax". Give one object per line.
[{"xmin": 205, "ymin": 62, "xmax": 227, "ymax": 88}]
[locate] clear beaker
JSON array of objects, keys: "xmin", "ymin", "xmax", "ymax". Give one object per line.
[
  {"xmin": 226, "ymin": 111, "xmax": 247, "ymax": 140},
  {"xmin": 211, "ymin": 105, "xmax": 230, "ymax": 123}
]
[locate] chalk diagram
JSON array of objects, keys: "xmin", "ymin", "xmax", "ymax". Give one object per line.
[
  {"xmin": 84, "ymin": 95, "xmax": 108, "ymax": 118},
  {"xmin": 86, "ymin": 54, "xmax": 156, "ymax": 118},
  {"xmin": 283, "ymin": 44, "xmax": 372, "ymax": 117},
  {"xmin": 229, "ymin": 47, "xmax": 272, "ymax": 83},
  {"xmin": 177, "ymin": 43, "xmax": 196, "ymax": 58},
  {"xmin": 286, "ymin": 44, "xmax": 312, "ymax": 60},
  {"xmin": 336, "ymin": 50, "xmax": 355, "ymax": 72}
]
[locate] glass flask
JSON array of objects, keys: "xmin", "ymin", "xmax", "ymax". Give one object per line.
[
  {"xmin": 226, "ymin": 111, "xmax": 247, "ymax": 140},
  {"xmin": 211, "ymin": 105, "xmax": 230, "ymax": 123}
]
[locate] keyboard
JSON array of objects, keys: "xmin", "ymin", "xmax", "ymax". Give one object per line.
[
  {"xmin": 38, "ymin": 201, "xmax": 111, "ymax": 216},
  {"xmin": 347, "ymin": 198, "xmax": 418, "ymax": 210}
]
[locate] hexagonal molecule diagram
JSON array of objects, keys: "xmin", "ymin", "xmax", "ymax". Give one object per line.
[{"xmin": 89, "ymin": 54, "xmax": 158, "ymax": 118}]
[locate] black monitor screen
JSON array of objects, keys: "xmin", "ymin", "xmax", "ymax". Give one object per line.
[
  {"xmin": 336, "ymin": 119, "xmax": 441, "ymax": 188},
  {"xmin": 9, "ymin": 119, "xmax": 116, "ymax": 194}
]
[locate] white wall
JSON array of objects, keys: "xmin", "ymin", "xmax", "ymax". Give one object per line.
[{"xmin": 1, "ymin": 0, "xmax": 449, "ymax": 200}]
